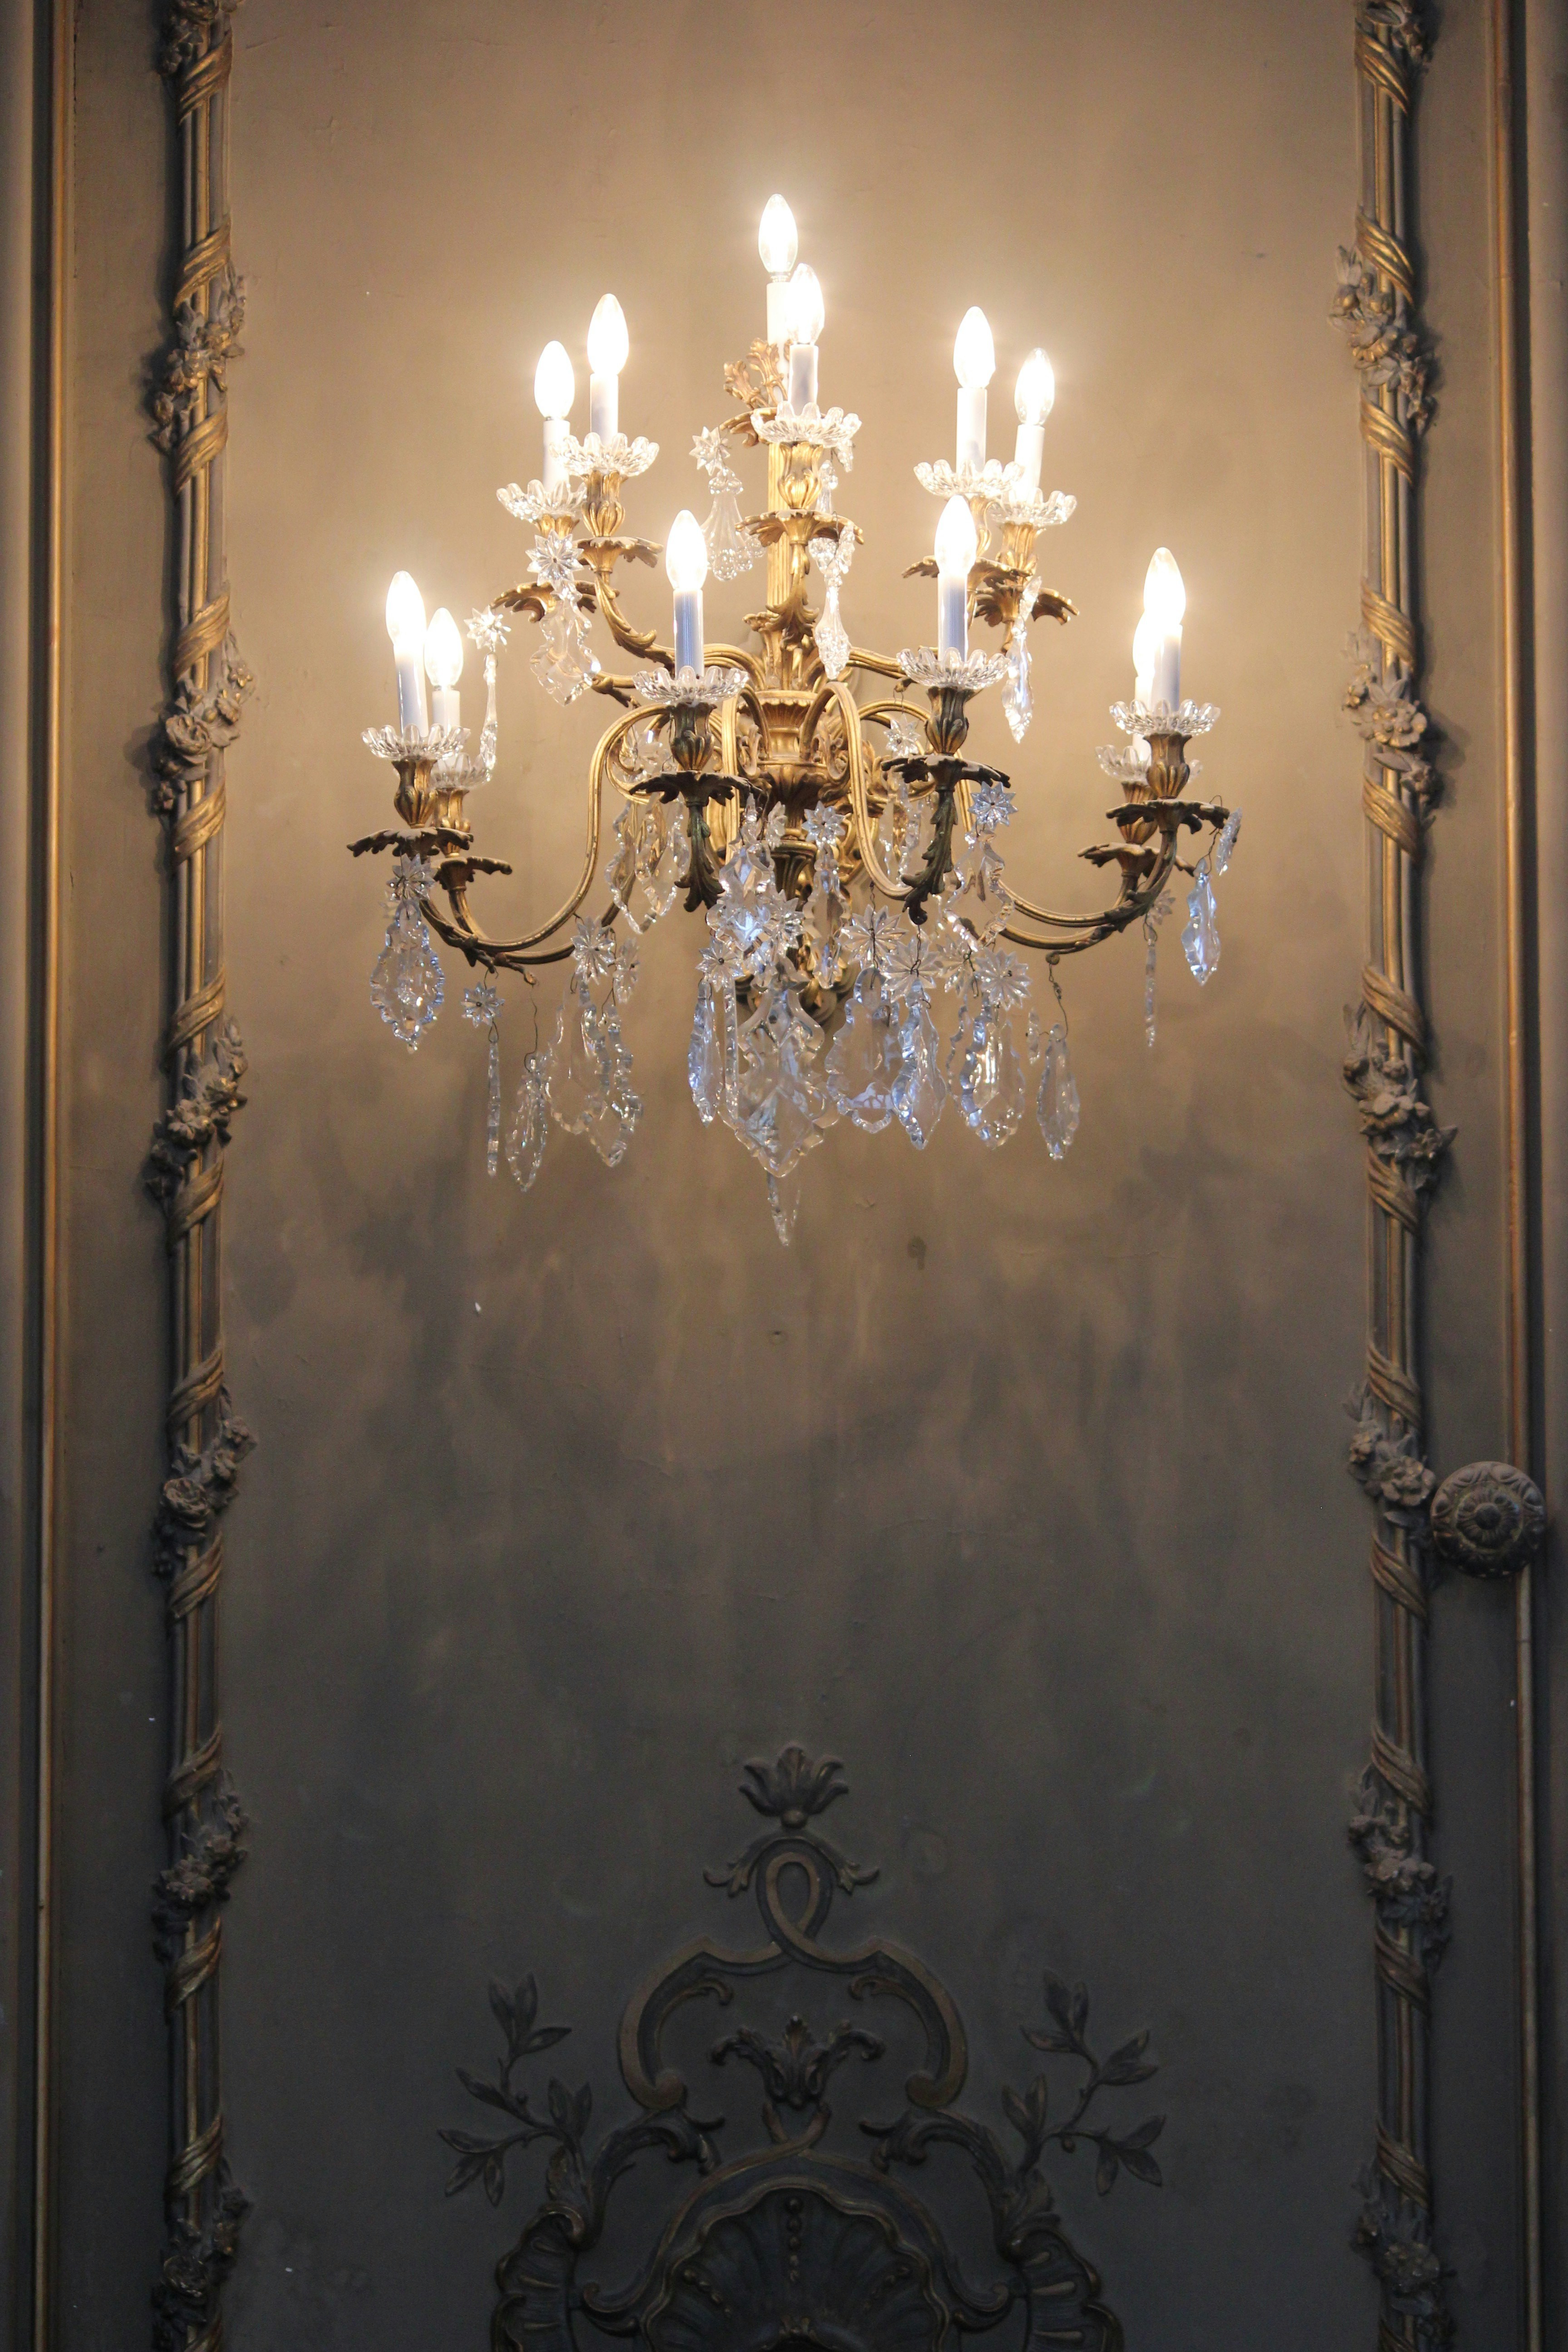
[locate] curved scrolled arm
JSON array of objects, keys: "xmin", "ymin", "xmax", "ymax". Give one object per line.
[{"xmin": 420, "ymin": 708, "xmax": 642, "ymax": 972}]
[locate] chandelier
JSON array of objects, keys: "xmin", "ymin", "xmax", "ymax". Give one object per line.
[{"xmin": 353, "ymin": 196, "xmax": 1239, "ymax": 1243}]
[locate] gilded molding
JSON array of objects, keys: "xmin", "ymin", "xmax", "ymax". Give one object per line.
[
  {"xmin": 1334, "ymin": 7, "xmax": 1449, "ymax": 2343},
  {"xmin": 1336, "ymin": 5, "xmax": 1544, "ymax": 2342},
  {"xmin": 148, "ymin": 4, "xmax": 253, "ymax": 2346}
]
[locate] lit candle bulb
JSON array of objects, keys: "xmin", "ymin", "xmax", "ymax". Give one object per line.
[
  {"xmin": 759, "ymin": 194, "xmax": 799, "ymax": 347},
  {"xmin": 786, "ymin": 263, "xmax": 824, "ymax": 412},
  {"xmin": 386, "ymin": 570, "xmax": 429, "ymax": 732},
  {"xmin": 953, "ymin": 306, "xmax": 995, "ymax": 473},
  {"xmin": 1142, "ymin": 548, "xmax": 1186, "ymax": 713},
  {"xmin": 934, "ymin": 494, "xmax": 978, "ymax": 662},
  {"xmin": 424, "ymin": 607, "xmax": 463, "ymax": 730},
  {"xmin": 1012, "ymin": 348, "xmax": 1055, "ymax": 491},
  {"xmin": 586, "ymin": 294, "xmax": 628, "ymax": 444},
  {"xmin": 666, "ymin": 508, "xmax": 708, "ymax": 676},
  {"xmin": 534, "ymin": 340, "xmax": 575, "ymax": 495}
]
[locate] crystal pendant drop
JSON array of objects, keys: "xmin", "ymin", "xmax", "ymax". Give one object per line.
[
  {"xmin": 729, "ymin": 979, "xmax": 834, "ymax": 1178},
  {"xmin": 951, "ymin": 1002, "xmax": 1025, "ymax": 1147},
  {"xmin": 370, "ymin": 899, "xmax": 444, "ymax": 1050},
  {"xmin": 505, "ymin": 1049, "xmax": 551, "ymax": 1192},
  {"xmin": 531, "ymin": 602, "xmax": 598, "ymax": 706},
  {"xmin": 546, "ymin": 987, "xmax": 604, "ymax": 1133},
  {"xmin": 766, "ymin": 1169, "xmax": 801, "ymax": 1247},
  {"xmin": 892, "ymin": 984, "xmax": 946, "ymax": 1147},
  {"xmin": 1215, "ymin": 808, "xmax": 1242, "ymax": 875},
  {"xmin": 485, "ymin": 1027, "xmax": 501, "ymax": 1173},
  {"xmin": 704, "ymin": 481, "xmax": 756, "ymax": 583},
  {"xmin": 688, "ymin": 979, "xmax": 725, "ymax": 1122},
  {"xmin": 1037, "ymin": 1022, "xmax": 1081, "ymax": 1160},
  {"xmin": 1003, "ymin": 614, "xmax": 1033, "ymax": 744},
  {"xmin": 825, "ymin": 968, "xmax": 901, "ymax": 1131},
  {"xmin": 1182, "ymin": 861, "xmax": 1220, "ymax": 984},
  {"xmin": 943, "ymin": 836, "xmax": 1015, "ymax": 945}
]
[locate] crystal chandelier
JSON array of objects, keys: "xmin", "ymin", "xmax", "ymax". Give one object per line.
[{"xmin": 353, "ymin": 197, "xmax": 1240, "ymax": 1244}]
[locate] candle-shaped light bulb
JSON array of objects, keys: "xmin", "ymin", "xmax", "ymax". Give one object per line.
[
  {"xmin": 534, "ymin": 339, "xmax": 575, "ymax": 494},
  {"xmin": 1142, "ymin": 547, "xmax": 1185, "ymax": 712},
  {"xmin": 934, "ymin": 494, "xmax": 978, "ymax": 662},
  {"xmin": 386, "ymin": 570, "xmax": 429, "ymax": 731},
  {"xmin": 953, "ymin": 305, "xmax": 995, "ymax": 473},
  {"xmin": 424, "ymin": 606, "xmax": 464, "ymax": 730},
  {"xmin": 759, "ymin": 196, "xmax": 800, "ymax": 344},
  {"xmin": 586, "ymin": 293, "xmax": 628, "ymax": 443},
  {"xmin": 1012, "ymin": 347, "xmax": 1055, "ymax": 490},
  {"xmin": 786, "ymin": 263, "xmax": 824, "ymax": 410},
  {"xmin": 666, "ymin": 508, "xmax": 709, "ymax": 676}
]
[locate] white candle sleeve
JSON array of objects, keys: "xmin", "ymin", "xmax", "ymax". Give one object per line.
[
  {"xmin": 789, "ymin": 342, "xmax": 819, "ymax": 412},
  {"xmin": 1013, "ymin": 421, "xmax": 1044, "ymax": 491},
  {"xmin": 542, "ymin": 416, "xmax": 570, "ymax": 493},
  {"xmin": 396, "ymin": 648, "xmax": 428, "ymax": 731},
  {"xmin": 588, "ymin": 372, "xmax": 618, "ymax": 442},
  {"xmin": 1151, "ymin": 631, "xmax": 1181, "ymax": 712},
  {"xmin": 956, "ymin": 387, "xmax": 986, "ymax": 472},
  {"xmin": 767, "ymin": 279, "xmax": 790, "ymax": 346},
  {"xmin": 937, "ymin": 575, "xmax": 967, "ymax": 662},
  {"xmin": 674, "ymin": 588, "xmax": 704, "ymax": 676}
]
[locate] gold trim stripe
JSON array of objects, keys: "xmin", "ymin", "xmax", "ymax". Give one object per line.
[
  {"xmin": 1356, "ymin": 209, "xmax": 1416, "ymax": 299},
  {"xmin": 168, "ymin": 1536, "xmax": 224, "ymax": 1622},
  {"xmin": 1355, "ymin": 25, "xmax": 1411, "ymax": 110},
  {"xmin": 165, "ymin": 964, "xmax": 227, "ymax": 1059},
  {"xmin": 1361, "ymin": 961, "xmax": 1426, "ymax": 1051},
  {"xmin": 1361, "ymin": 772, "xmax": 1422, "ymax": 860},
  {"xmin": 1371, "ymin": 1720, "xmax": 1431, "ymax": 1818},
  {"xmin": 1376, "ymin": 2119, "xmax": 1432, "ymax": 2207},
  {"xmin": 167, "ymin": 1346, "xmax": 225, "ymax": 1434},
  {"xmin": 1376, "ymin": 1924, "xmax": 1432, "ymax": 2010},
  {"xmin": 176, "ymin": 31, "xmax": 232, "ymax": 118},
  {"xmin": 1360, "ymin": 578, "xmax": 1417, "ymax": 669},
  {"xmin": 1370, "ymin": 1534, "xmax": 1428, "ymax": 1622},
  {"xmin": 168, "ymin": 1157, "xmax": 224, "ymax": 1244},
  {"xmin": 173, "ymin": 779, "xmax": 226, "ymax": 866},
  {"xmin": 1360, "ymin": 397, "xmax": 1416, "ymax": 482},
  {"xmin": 166, "ymin": 1921, "xmax": 223, "ymax": 2012},
  {"xmin": 171, "ymin": 404, "xmax": 228, "ymax": 495},
  {"xmin": 173, "ymin": 588, "xmax": 231, "ymax": 684},
  {"xmin": 174, "ymin": 219, "xmax": 231, "ymax": 308},
  {"xmin": 165, "ymin": 2110, "xmax": 224, "ymax": 2200},
  {"xmin": 163, "ymin": 1723, "xmax": 224, "ymax": 1818}
]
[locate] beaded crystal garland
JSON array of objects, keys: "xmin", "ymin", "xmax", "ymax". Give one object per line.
[{"xmin": 351, "ymin": 205, "xmax": 1240, "ymax": 1243}]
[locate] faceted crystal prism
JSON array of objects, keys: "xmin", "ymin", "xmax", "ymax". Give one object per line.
[
  {"xmin": 1215, "ymin": 808, "xmax": 1242, "ymax": 875},
  {"xmin": 547, "ymin": 988, "xmax": 605, "ymax": 1134},
  {"xmin": 688, "ymin": 980, "xmax": 726, "ymax": 1123},
  {"xmin": 531, "ymin": 603, "xmax": 599, "ymax": 706},
  {"xmin": 1002, "ymin": 614, "xmax": 1033, "ymax": 744},
  {"xmin": 943, "ymin": 837, "xmax": 1015, "ymax": 946},
  {"xmin": 505, "ymin": 1049, "xmax": 551, "ymax": 1193},
  {"xmin": 370, "ymin": 900, "xmax": 444, "ymax": 1050},
  {"xmin": 766, "ymin": 1170, "xmax": 801, "ymax": 1248},
  {"xmin": 826, "ymin": 969, "xmax": 902, "ymax": 1132},
  {"xmin": 892, "ymin": 985, "xmax": 946, "ymax": 1147},
  {"xmin": 729, "ymin": 980, "xmax": 835, "ymax": 1178},
  {"xmin": 1037, "ymin": 1023, "xmax": 1081, "ymax": 1160},
  {"xmin": 951, "ymin": 1002, "xmax": 1026, "ymax": 1147},
  {"xmin": 1182, "ymin": 862, "xmax": 1220, "ymax": 984},
  {"xmin": 704, "ymin": 481, "xmax": 756, "ymax": 583}
]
